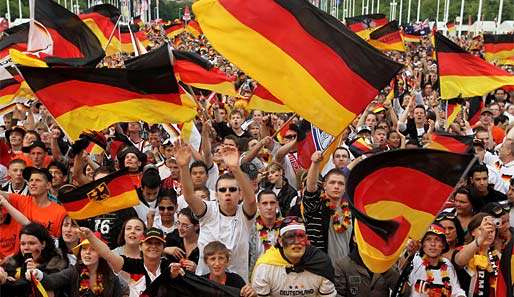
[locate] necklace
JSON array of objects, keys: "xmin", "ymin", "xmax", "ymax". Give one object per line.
[
  {"xmin": 323, "ymin": 193, "xmax": 352, "ymax": 233},
  {"xmin": 256, "ymin": 216, "xmax": 282, "ymax": 251},
  {"xmin": 79, "ymin": 266, "xmax": 104, "ymax": 296},
  {"xmin": 421, "ymin": 255, "xmax": 452, "ymax": 297}
]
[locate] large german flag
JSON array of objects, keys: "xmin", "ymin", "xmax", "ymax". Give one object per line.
[
  {"xmin": 368, "ymin": 20, "xmax": 404, "ymax": 52},
  {"xmin": 18, "ymin": 53, "xmax": 196, "ymax": 140},
  {"xmin": 173, "ymin": 50, "xmax": 238, "ymax": 97},
  {"xmin": 164, "ymin": 21, "xmax": 185, "ymax": 39},
  {"xmin": 193, "ymin": 0, "xmax": 401, "ymax": 136},
  {"xmin": 247, "ymin": 83, "xmax": 291, "ymax": 113},
  {"xmin": 33, "ymin": 0, "xmax": 104, "ymax": 67},
  {"xmin": 347, "ymin": 149, "xmax": 474, "ymax": 273},
  {"xmin": 483, "ymin": 34, "xmax": 514, "ymax": 63},
  {"xmin": 79, "ymin": 4, "xmax": 120, "ymax": 56},
  {"xmin": 345, "ymin": 13, "xmax": 388, "ymax": 39},
  {"xmin": 0, "ymin": 23, "xmax": 29, "ymax": 59},
  {"xmin": 427, "ymin": 132, "xmax": 473, "ymax": 153},
  {"xmin": 59, "ymin": 169, "xmax": 139, "ymax": 220},
  {"xmin": 436, "ymin": 32, "xmax": 514, "ymax": 99}
]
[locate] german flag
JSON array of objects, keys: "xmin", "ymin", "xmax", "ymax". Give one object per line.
[
  {"xmin": 18, "ymin": 50, "xmax": 196, "ymax": 140},
  {"xmin": 436, "ymin": 32, "xmax": 514, "ymax": 99},
  {"xmin": 247, "ymin": 83, "xmax": 291, "ymax": 113},
  {"xmin": 173, "ymin": 50, "xmax": 238, "ymax": 97},
  {"xmin": 446, "ymin": 21, "xmax": 456, "ymax": 34},
  {"xmin": 0, "ymin": 66, "xmax": 22, "ymax": 105},
  {"xmin": 186, "ymin": 20, "xmax": 203, "ymax": 38},
  {"xmin": 163, "ymin": 21, "xmax": 185, "ymax": 39},
  {"xmin": 346, "ymin": 149, "xmax": 474, "ymax": 273},
  {"xmin": 499, "ymin": 56, "xmax": 514, "ymax": 66},
  {"xmin": 79, "ymin": 4, "xmax": 120, "ymax": 56},
  {"xmin": 193, "ymin": 0, "xmax": 401, "ymax": 136},
  {"xmin": 133, "ymin": 16, "xmax": 144, "ymax": 28},
  {"xmin": 345, "ymin": 13, "xmax": 388, "ymax": 39},
  {"xmin": 368, "ymin": 20, "xmax": 405, "ymax": 52},
  {"xmin": 32, "ymin": 0, "xmax": 104, "ymax": 67},
  {"xmin": 496, "ymin": 240, "xmax": 514, "ymax": 297},
  {"xmin": 444, "ymin": 99, "xmax": 462, "ymax": 129},
  {"xmin": 467, "ymin": 96, "xmax": 484, "ymax": 126},
  {"xmin": 59, "ymin": 169, "xmax": 139, "ymax": 220},
  {"xmin": 0, "ymin": 22, "xmax": 29, "ymax": 59},
  {"xmin": 349, "ymin": 137, "xmax": 373, "ymax": 157},
  {"xmin": 427, "ymin": 132, "xmax": 473, "ymax": 153},
  {"xmin": 483, "ymin": 34, "xmax": 514, "ymax": 63},
  {"xmin": 400, "ymin": 31, "xmax": 422, "ymax": 43}
]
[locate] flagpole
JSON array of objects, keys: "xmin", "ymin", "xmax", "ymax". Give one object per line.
[
  {"xmin": 415, "ymin": 0, "xmax": 420, "ymax": 22},
  {"xmin": 18, "ymin": 0, "xmax": 22, "ymax": 19},
  {"xmin": 458, "ymin": 0, "xmax": 464, "ymax": 36},
  {"xmin": 352, "ymin": 0, "xmax": 355, "ymax": 16},
  {"xmin": 436, "ymin": 0, "xmax": 440, "ymax": 24},
  {"xmin": 407, "ymin": 0, "xmax": 411, "ymax": 22},
  {"xmin": 497, "ymin": 0, "xmax": 503, "ymax": 33},
  {"xmin": 271, "ymin": 114, "xmax": 296, "ymax": 139},
  {"xmin": 103, "ymin": 15, "xmax": 122, "ymax": 52},
  {"xmin": 371, "ymin": 0, "xmax": 374, "ymax": 14},
  {"xmin": 6, "ymin": 0, "xmax": 10, "ymax": 25},
  {"xmin": 476, "ymin": 0, "xmax": 482, "ymax": 34},
  {"xmin": 376, "ymin": 0, "xmax": 379, "ymax": 13},
  {"xmin": 398, "ymin": 0, "xmax": 402, "ymax": 23}
]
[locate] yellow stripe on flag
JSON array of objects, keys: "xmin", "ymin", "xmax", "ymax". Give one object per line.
[{"xmin": 441, "ymin": 75, "xmax": 514, "ymax": 99}]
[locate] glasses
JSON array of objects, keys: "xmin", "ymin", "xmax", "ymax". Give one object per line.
[
  {"xmin": 282, "ymin": 216, "xmax": 304, "ymax": 225},
  {"xmin": 158, "ymin": 206, "xmax": 175, "ymax": 212},
  {"xmin": 284, "ymin": 134, "xmax": 296, "ymax": 140},
  {"xmin": 174, "ymin": 222, "xmax": 193, "ymax": 229},
  {"xmin": 435, "ymin": 212, "xmax": 456, "ymax": 221},
  {"xmin": 218, "ymin": 187, "xmax": 238, "ymax": 193}
]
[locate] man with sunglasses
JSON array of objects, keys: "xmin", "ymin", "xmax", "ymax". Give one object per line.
[
  {"xmin": 252, "ymin": 216, "xmax": 336, "ymax": 297},
  {"xmin": 176, "ymin": 141, "xmax": 256, "ymax": 282}
]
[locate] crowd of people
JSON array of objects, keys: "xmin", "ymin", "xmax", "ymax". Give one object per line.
[{"xmin": 0, "ymin": 17, "xmax": 513, "ymax": 297}]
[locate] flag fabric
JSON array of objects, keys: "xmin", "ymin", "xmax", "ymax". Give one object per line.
[
  {"xmin": 247, "ymin": 83, "xmax": 291, "ymax": 113},
  {"xmin": 345, "ymin": 13, "xmax": 388, "ymax": 39},
  {"xmin": 186, "ymin": 20, "xmax": 203, "ymax": 38},
  {"xmin": 162, "ymin": 121, "xmax": 202, "ymax": 151},
  {"xmin": 483, "ymin": 34, "xmax": 514, "ymax": 63},
  {"xmin": 348, "ymin": 137, "xmax": 373, "ymax": 157},
  {"xmin": 368, "ymin": 20, "xmax": 405, "ymax": 52},
  {"xmin": 496, "ymin": 240, "xmax": 514, "ymax": 297},
  {"xmin": 435, "ymin": 32, "xmax": 514, "ymax": 99},
  {"xmin": 163, "ymin": 21, "xmax": 185, "ymax": 39},
  {"xmin": 79, "ymin": 4, "xmax": 121, "ymax": 56},
  {"xmin": 31, "ymin": 273, "xmax": 49, "ymax": 297},
  {"xmin": 444, "ymin": 99, "xmax": 462, "ymax": 129},
  {"xmin": 19, "ymin": 52, "xmax": 197, "ymax": 140},
  {"xmin": 59, "ymin": 169, "xmax": 139, "ymax": 220},
  {"xmin": 173, "ymin": 50, "xmax": 238, "ymax": 97},
  {"xmin": 193, "ymin": 0, "xmax": 401, "ymax": 136},
  {"xmin": 446, "ymin": 21, "xmax": 456, "ymax": 34},
  {"xmin": 31, "ymin": 0, "xmax": 104, "ymax": 67},
  {"xmin": 499, "ymin": 56, "xmax": 514, "ymax": 66},
  {"xmin": 0, "ymin": 67, "xmax": 22, "ymax": 105},
  {"xmin": 428, "ymin": 132, "xmax": 473, "ymax": 153},
  {"xmin": 0, "ymin": 23, "xmax": 29, "ymax": 59},
  {"xmin": 297, "ymin": 123, "xmax": 342, "ymax": 170},
  {"xmin": 467, "ymin": 96, "xmax": 484, "ymax": 126},
  {"xmin": 346, "ymin": 149, "xmax": 474, "ymax": 273},
  {"xmin": 400, "ymin": 31, "xmax": 422, "ymax": 43}
]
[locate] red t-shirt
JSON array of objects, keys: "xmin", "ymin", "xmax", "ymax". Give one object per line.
[
  {"xmin": 8, "ymin": 194, "xmax": 67, "ymax": 238},
  {"xmin": 0, "ymin": 213, "xmax": 22, "ymax": 260}
]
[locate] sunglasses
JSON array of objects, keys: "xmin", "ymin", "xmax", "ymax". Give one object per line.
[
  {"xmin": 435, "ymin": 212, "xmax": 456, "ymax": 221},
  {"xmin": 284, "ymin": 134, "xmax": 297, "ymax": 140},
  {"xmin": 218, "ymin": 187, "xmax": 238, "ymax": 193},
  {"xmin": 282, "ymin": 216, "xmax": 304, "ymax": 225},
  {"xmin": 158, "ymin": 206, "xmax": 175, "ymax": 212}
]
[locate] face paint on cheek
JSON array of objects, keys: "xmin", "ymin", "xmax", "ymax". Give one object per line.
[{"xmin": 282, "ymin": 230, "xmax": 310, "ymax": 246}]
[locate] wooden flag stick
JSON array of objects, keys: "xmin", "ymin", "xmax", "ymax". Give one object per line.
[{"xmin": 271, "ymin": 113, "xmax": 296, "ymax": 139}]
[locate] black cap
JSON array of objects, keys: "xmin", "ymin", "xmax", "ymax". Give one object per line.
[
  {"xmin": 481, "ymin": 202, "xmax": 506, "ymax": 218},
  {"xmin": 22, "ymin": 140, "xmax": 47, "ymax": 154},
  {"xmin": 142, "ymin": 227, "xmax": 165, "ymax": 243},
  {"xmin": 5, "ymin": 126, "xmax": 26, "ymax": 142},
  {"xmin": 22, "ymin": 167, "xmax": 52, "ymax": 182}
]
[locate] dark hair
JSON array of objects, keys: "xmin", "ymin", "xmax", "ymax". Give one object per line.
[
  {"xmin": 8, "ymin": 158, "xmax": 26, "ymax": 168},
  {"xmin": 141, "ymin": 169, "xmax": 161, "ymax": 189},
  {"xmin": 17, "ymin": 223, "xmax": 60, "ymax": 265},
  {"xmin": 190, "ymin": 160, "xmax": 208, "ymax": 174},
  {"xmin": 494, "ymin": 115, "xmax": 509, "ymax": 125},
  {"xmin": 117, "ymin": 217, "xmax": 146, "ymax": 247},
  {"xmin": 332, "ymin": 147, "xmax": 350, "ymax": 158},
  {"xmin": 257, "ymin": 189, "xmax": 278, "ymax": 202},
  {"xmin": 414, "ymin": 105, "xmax": 426, "ymax": 113},
  {"xmin": 467, "ymin": 164, "xmax": 488, "ymax": 179},
  {"xmin": 465, "ymin": 212, "xmax": 492, "ymax": 244},
  {"xmin": 25, "ymin": 130, "xmax": 41, "ymax": 142},
  {"xmin": 157, "ymin": 188, "xmax": 178, "ymax": 205},
  {"xmin": 215, "ymin": 173, "xmax": 236, "ymax": 190},
  {"xmin": 93, "ymin": 166, "xmax": 114, "ymax": 179},
  {"xmin": 178, "ymin": 207, "xmax": 199, "ymax": 226},
  {"xmin": 203, "ymin": 241, "xmax": 230, "ymax": 262},
  {"xmin": 223, "ymin": 135, "xmax": 240, "ymax": 149},
  {"xmin": 57, "ymin": 216, "xmax": 79, "ymax": 267},
  {"xmin": 193, "ymin": 185, "xmax": 210, "ymax": 197},
  {"xmin": 323, "ymin": 168, "xmax": 346, "ymax": 182},
  {"xmin": 436, "ymin": 213, "xmax": 465, "ymax": 246}
]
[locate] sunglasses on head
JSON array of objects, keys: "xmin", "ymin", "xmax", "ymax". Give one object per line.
[
  {"xmin": 158, "ymin": 206, "xmax": 175, "ymax": 212},
  {"xmin": 218, "ymin": 186, "xmax": 238, "ymax": 193},
  {"xmin": 435, "ymin": 212, "xmax": 456, "ymax": 221},
  {"xmin": 282, "ymin": 216, "xmax": 304, "ymax": 225}
]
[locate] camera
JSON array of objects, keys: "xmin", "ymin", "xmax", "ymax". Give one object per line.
[{"xmin": 493, "ymin": 218, "xmax": 501, "ymax": 228}]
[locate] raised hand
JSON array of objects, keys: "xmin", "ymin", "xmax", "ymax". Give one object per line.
[
  {"xmin": 220, "ymin": 145, "xmax": 240, "ymax": 168},
  {"xmin": 175, "ymin": 141, "xmax": 192, "ymax": 167}
]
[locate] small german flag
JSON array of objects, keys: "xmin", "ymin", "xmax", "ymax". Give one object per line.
[
  {"xmin": 19, "ymin": 47, "xmax": 196, "ymax": 140},
  {"xmin": 349, "ymin": 137, "xmax": 373, "ymax": 157},
  {"xmin": 0, "ymin": 66, "xmax": 22, "ymax": 105},
  {"xmin": 247, "ymin": 83, "xmax": 291, "ymax": 113},
  {"xmin": 346, "ymin": 149, "xmax": 475, "ymax": 273},
  {"xmin": 446, "ymin": 21, "xmax": 456, "ymax": 34},
  {"xmin": 346, "ymin": 13, "xmax": 388, "ymax": 39},
  {"xmin": 427, "ymin": 132, "xmax": 473, "ymax": 153},
  {"xmin": 33, "ymin": 0, "xmax": 104, "ymax": 67},
  {"xmin": 79, "ymin": 4, "xmax": 120, "ymax": 56},
  {"xmin": 368, "ymin": 20, "xmax": 404, "ymax": 52},
  {"xmin": 400, "ymin": 31, "xmax": 422, "ymax": 43},
  {"xmin": 0, "ymin": 22, "xmax": 28, "ymax": 59},
  {"xmin": 163, "ymin": 21, "xmax": 185, "ymax": 39},
  {"xmin": 483, "ymin": 34, "xmax": 514, "ymax": 63},
  {"xmin": 59, "ymin": 169, "xmax": 139, "ymax": 220},
  {"xmin": 467, "ymin": 96, "xmax": 484, "ymax": 126},
  {"xmin": 436, "ymin": 32, "xmax": 514, "ymax": 99},
  {"xmin": 444, "ymin": 98, "xmax": 462, "ymax": 129},
  {"xmin": 186, "ymin": 20, "xmax": 203, "ymax": 38},
  {"xmin": 193, "ymin": 0, "xmax": 401, "ymax": 136}
]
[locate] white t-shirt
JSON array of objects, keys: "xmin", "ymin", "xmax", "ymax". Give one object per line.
[
  {"xmin": 408, "ymin": 255, "xmax": 465, "ymax": 297},
  {"xmin": 133, "ymin": 200, "xmax": 157, "ymax": 223},
  {"xmin": 152, "ymin": 215, "xmax": 176, "ymax": 235},
  {"xmin": 252, "ymin": 263, "xmax": 336, "ymax": 297},
  {"xmin": 195, "ymin": 201, "xmax": 255, "ymax": 282}
]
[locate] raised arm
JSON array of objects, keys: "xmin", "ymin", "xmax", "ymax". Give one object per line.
[
  {"xmin": 78, "ymin": 227, "xmax": 124, "ymax": 273},
  {"xmin": 200, "ymin": 118, "xmax": 214, "ymax": 168},
  {"xmin": 176, "ymin": 142, "xmax": 206, "ymax": 217},
  {"xmin": 241, "ymin": 136, "xmax": 272, "ymax": 164},
  {"xmin": 454, "ymin": 216, "xmax": 495, "ymax": 267},
  {"xmin": 0, "ymin": 196, "xmax": 30, "ymax": 225},
  {"xmin": 306, "ymin": 151, "xmax": 322, "ymax": 193},
  {"xmin": 221, "ymin": 146, "xmax": 257, "ymax": 217},
  {"xmin": 273, "ymin": 138, "xmax": 296, "ymax": 164}
]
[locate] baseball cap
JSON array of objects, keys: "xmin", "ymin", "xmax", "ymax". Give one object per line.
[
  {"xmin": 480, "ymin": 108, "xmax": 493, "ymax": 115},
  {"xmin": 142, "ymin": 227, "xmax": 165, "ymax": 243},
  {"xmin": 22, "ymin": 140, "xmax": 47, "ymax": 154},
  {"xmin": 356, "ymin": 125, "xmax": 372, "ymax": 134}
]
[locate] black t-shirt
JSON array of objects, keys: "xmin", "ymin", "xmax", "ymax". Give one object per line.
[
  {"xmin": 201, "ymin": 272, "xmax": 246, "ymax": 289},
  {"xmin": 213, "ymin": 122, "xmax": 252, "ymax": 142},
  {"xmin": 122, "ymin": 255, "xmax": 171, "ymax": 288},
  {"xmin": 165, "ymin": 230, "xmax": 200, "ymax": 264},
  {"xmin": 80, "ymin": 207, "xmax": 138, "ymax": 249}
]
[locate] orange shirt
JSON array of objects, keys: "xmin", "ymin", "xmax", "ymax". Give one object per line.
[
  {"xmin": 0, "ymin": 215, "xmax": 22, "ymax": 259},
  {"xmin": 8, "ymin": 194, "xmax": 67, "ymax": 238},
  {"xmin": 492, "ymin": 125, "xmax": 506, "ymax": 145}
]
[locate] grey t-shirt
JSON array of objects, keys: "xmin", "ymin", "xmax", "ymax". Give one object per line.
[{"xmin": 327, "ymin": 208, "xmax": 352, "ymax": 268}]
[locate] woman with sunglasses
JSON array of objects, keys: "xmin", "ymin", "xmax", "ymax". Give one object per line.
[
  {"xmin": 164, "ymin": 208, "xmax": 199, "ymax": 273},
  {"xmin": 252, "ymin": 216, "xmax": 336, "ymax": 297},
  {"xmin": 150, "ymin": 190, "xmax": 177, "ymax": 236}
]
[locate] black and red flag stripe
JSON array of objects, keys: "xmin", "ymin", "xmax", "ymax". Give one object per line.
[
  {"xmin": 346, "ymin": 149, "xmax": 475, "ymax": 272},
  {"xmin": 34, "ymin": 0, "xmax": 104, "ymax": 66},
  {"xmin": 483, "ymin": 34, "xmax": 514, "ymax": 62},
  {"xmin": 467, "ymin": 96, "xmax": 484, "ymax": 126},
  {"xmin": 0, "ymin": 22, "xmax": 29, "ymax": 59},
  {"xmin": 345, "ymin": 13, "xmax": 388, "ymax": 35},
  {"xmin": 368, "ymin": 20, "xmax": 404, "ymax": 52},
  {"xmin": 428, "ymin": 132, "xmax": 473, "ymax": 153},
  {"xmin": 193, "ymin": 0, "xmax": 401, "ymax": 136}
]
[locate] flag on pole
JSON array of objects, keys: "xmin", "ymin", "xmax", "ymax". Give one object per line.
[
  {"xmin": 368, "ymin": 20, "xmax": 405, "ymax": 52},
  {"xmin": 193, "ymin": 0, "xmax": 401, "ymax": 136},
  {"xmin": 483, "ymin": 34, "xmax": 514, "ymax": 63},
  {"xmin": 345, "ymin": 13, "xmax": 388, "ymax": 39}
]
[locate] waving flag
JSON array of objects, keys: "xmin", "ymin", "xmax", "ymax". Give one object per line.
[
  {"xmin": 247, "ymin": 83, "xmax": 291, "ymax": 113},
  {"xmin": 345, "ymin": 13, "xmax": 387, "ymax": 39},
  {"xmin": 79, "ymin": 4, "xmax": 121, "ymax": 56},
  {"xmin": 346, "ymin": 149, "xmax": 474, "ymax": 273},
  {"xmin": 193, "ymin": 0, "xmax": 401, "ymax": 136},
  {"xmin": 428, "ymin": 132, "xmax": 473, "ymax": 153},
  {"xmin": 436, "ymin": 32, "xmax": 514, "ymax": 99},
  {"xmin": 164, "ymin": 21, "xmax": 185, "ymax": 39},
  {"xmin": 186, "ymin": 20, "xmax": 203, "ymax": 38},
  {"xmin": 483, "ymin": 34, "xmax": 514, "ymax": 63},
  {"xmin": 0, "ymin": 23, "xmax": 29, "ymax": 59},
  {"xmin": 368, "ymin": 20, "xmax": 405, "ymax": 52}
]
